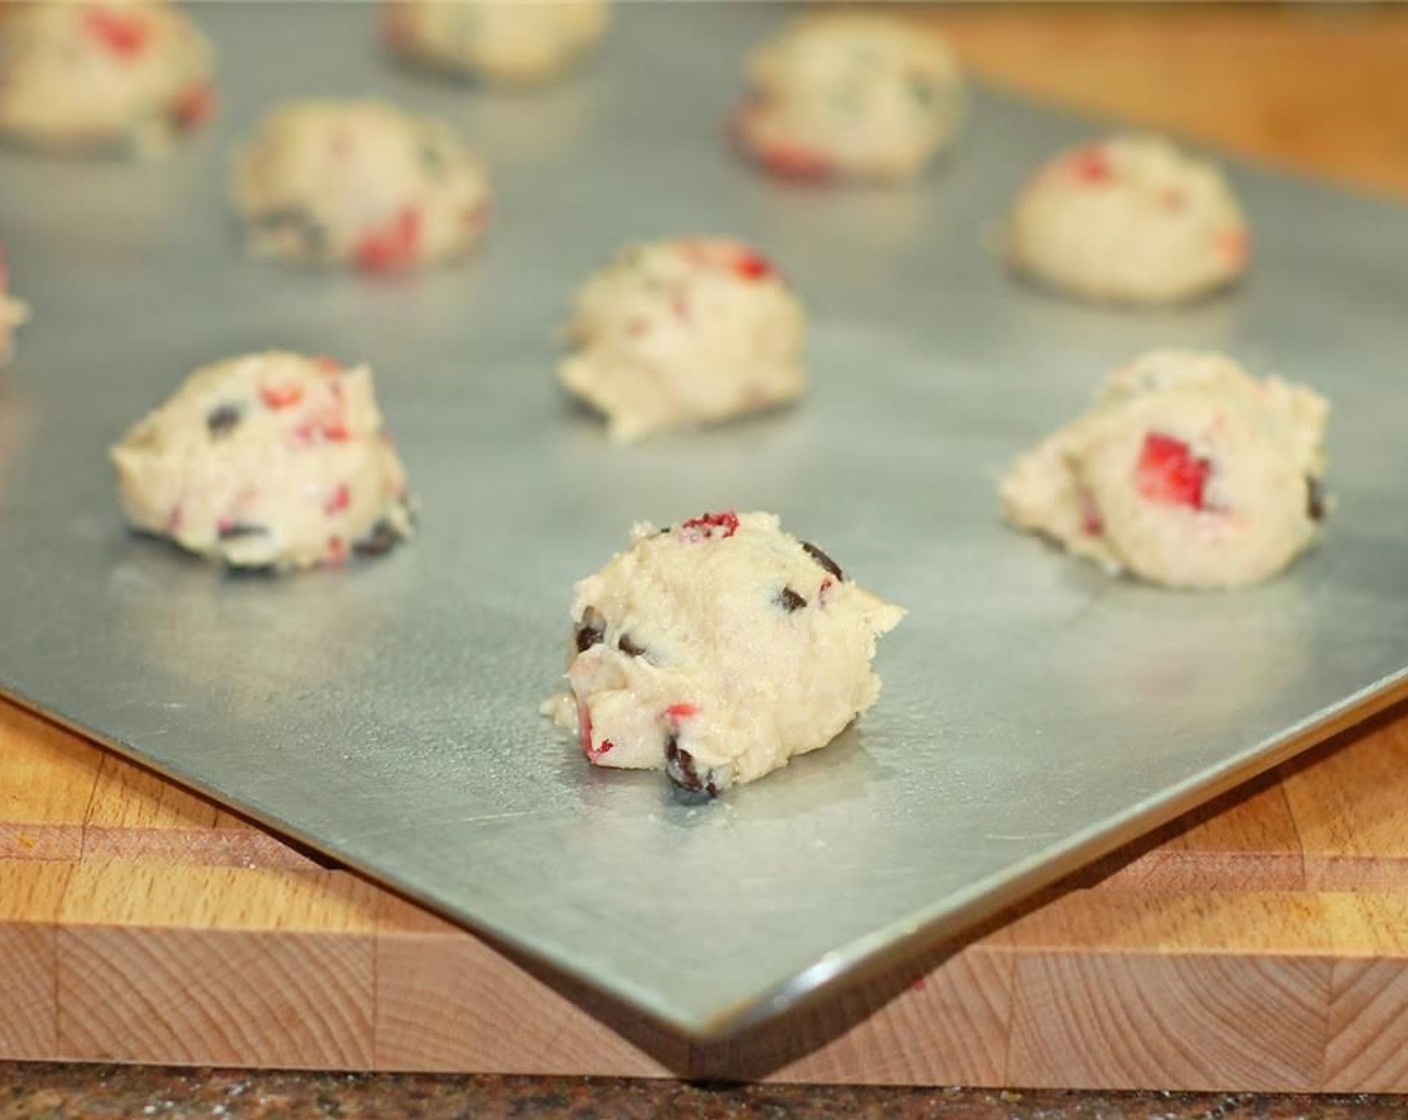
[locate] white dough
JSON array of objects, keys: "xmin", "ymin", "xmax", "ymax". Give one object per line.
[
  {"xmin": 560, "ymin": 237, "xmax": 806, "ymax": 442},
  {"xmin": 0, "ymin": 0, "xmax": 214, "ymax": 157},
  {"xmin": 545, "ymin": 511, "xmax": 904, "ymax": 793},
  {"xmin": 734, "ymin": 12, "xmax": 963, "ymax": 182},
  {"xmin": 111, "ymin": 351, "xmax": 414, "ymax": 571},
  {"xmin": 1006, "ymin": 134, "xmax": 1250, "ymax": 305},
  {"xmin": 233, "ymin": 99, "xmax": 491, "ymax": 272},
  {"xmin": 381, "ymin": 0, "xmax": 607, "ymax": 84},
  {"xmin": 0, "ymin": 247, "xmax": 29, "ymax": 366},
  {"xmin": 1001, "ymin": 350, "xmax": 1329, "ymax": 589}
]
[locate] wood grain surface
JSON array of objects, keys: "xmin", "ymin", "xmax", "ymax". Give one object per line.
[{"xmin": 3, "ymin": 3, "xmax": 1408, "ymax": 1091}]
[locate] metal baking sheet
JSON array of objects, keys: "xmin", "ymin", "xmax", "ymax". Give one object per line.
[{"xmin": 3, "ymin": 2, "xmax": 1408, "ymax": 1041}]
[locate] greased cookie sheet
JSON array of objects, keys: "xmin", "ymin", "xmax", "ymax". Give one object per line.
[{"xmin": 2, "ymin": 3, "xmax": 1408, "ymax": 1039}]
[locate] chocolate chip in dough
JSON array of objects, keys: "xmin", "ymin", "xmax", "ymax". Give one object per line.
[{"xmin": 801, "ymin": 540, "xmax": 844, "ymax": 581}]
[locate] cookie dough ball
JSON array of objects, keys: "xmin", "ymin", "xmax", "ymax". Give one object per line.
[
  {"xmin": 733, "ymin": 13, "xmax": 963, "ymax": 182},
  {"xmin": 560, "ymin": 237, "xmax": 806, "ymax": 442},
  {"xmin": 111, "ymin": 351, "xmax": 414, "ymax": 571},
  {"xmin": 1007, "ymin": 134, "xmax": 1250, "ymax": 305},
  {"xmin": 0, "ymin": 247, "xmax": 30, "ymax": 366},
  {"xmin": 1001, "ymin": 350, "xmax": 1328, "ymax": 589},
  {"xmin": 381, "ymin": 0, "xmax": 607, "ymax": 84},
  {"xmin": 0, "ymin": 0, "xmax": 214, "ymax": 157},
  {"xmin": 233, "ymin": 100, "xmax": 491, "ymax": 272},
  {"xmin": 545, "ymin": 511, "xmax": 905, "ymax": 794}
]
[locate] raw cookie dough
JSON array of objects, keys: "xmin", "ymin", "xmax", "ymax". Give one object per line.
[
  {"xmin": 733, "ymin": 12, "xmax": 963, "ymax": 182},
  {"xmin": 560, "ymin": 237, "xmax": 806, "ymax": 441},
  {"xmin": 0, "ymin": 246, "xmax": 29, "ymax": 366},
  {"xmin": 1006, "ymin": 133, "xmax": 1250, "ymax": 305},
  {"xmin": 381, "ymin": 0, "xmax": 607, "ymax": 84},
  {"xmin": 233, "ymin": 100, "xmax": 491, "ymax": 272},
  {"xmin": 1000, "ymin": 350, "xmax": 1328, "ymax": 589},
  {"xmin": 111, "ymin": 351, "xmax": 414, "ymax": 571},
  {"xmin": 0, "ymin": 0, "xmax": 214, "ymax": 157},
  {"xmin": 545, "ymin": 511, "xmax": 905, "ymax": 794}
]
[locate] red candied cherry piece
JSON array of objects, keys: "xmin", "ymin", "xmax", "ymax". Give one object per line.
[
  {"xmin": 730, "ymin": 248, "xmax": 773, "ymax": 281},
  {"xmin": 312, "ymin": 355, "xmax": 342, "ymax": 375},
  {"xmin": 356, "ymin": 207, "xmax": 422, "ymax": 273},
  {"xmin": 462, "ymin": 200, "xmax": 491, "ymax": 230},
  {"xmin": 1136, "ymin": 432, "xmax": 1211, "ymax": 510},
  {"xmin": 682, "ymin": 240, "xmax": 774, "ymax": 281},
  {"xmin": 1067, "ymin": 145, "xmax": 1112, "ymax": 184},
  {"xmin": 260, "ymin": 383, "xmax": 304, "ymax": 410},
  {"xmin": 296, "ymin": 417, "xmax": 350, "ymax": 443},
  {"xmin": 172, "ymin": 83, "xmax": 215, "ymax": 129},
  {"xmin": 758, "ymin": 141, "xmax": 833, "ymax": 182},
  {"xmin": 379, "ymin": 2, "xmax": 414, "ymax": 47},
  {"xmin": 324, "ymin": 484, "xmax": 351, "ymax": 515},
  {"xmin": 1218, "ymin": 229, "xmax": 1251, "ymax": 266},
  {"xmin": 325, "ymin": 535, "xmax": 348, "ymax": 566},
  {"xmin": 83, "ymin": 7, "xmax": 149, "ymax": 57},
  {"xmin": 666, "ymin": 703, "xmax": 699, "ymax": 720},
  {"xmin": 1079, "ymin": 491, "xmax": 1104, "ymax": 536},
  {"xmin": 576, "ymin": 702, "xmax": 614, "ymax": 762},
  {"xmin": 680, "ymin": 511, "xmax": 739, "ymax": 541}
]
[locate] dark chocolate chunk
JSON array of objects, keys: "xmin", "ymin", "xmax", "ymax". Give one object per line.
[
  {"xmin": 617, "ymin": 634, "xmax": 646, "ymax": 658},
  {"xmin": 776, "ymin": 587, "xmax": 807, "ymax": 612},
  {"xmin": 218, "ymin": 522, "xmax": 268, "ymax": 541},
  {"xmin": 665, "ymin": 737, "xmax": 719, "ymax": 798},
  {"xmin": 206, "ymin": 402, "xmax": 242, "ymax": 439},
  {"xmin": 353, "ymin": 518, "xmax": 402, "ymax": 557},
  {"xmin": 1307, "ymin": 476, "xmax": 1328, "ymax": 522},
  {"xmin": 801, "ymin": 540, "xmax": 844, "ymax": 581},
  {"xmin": 575, "ymin": 621, "xmax": 604, "ymax": 652}
]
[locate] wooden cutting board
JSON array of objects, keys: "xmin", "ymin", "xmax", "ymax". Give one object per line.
[
  {"xmin": 9, "ymin": 689, "xmax": 1408, "ymax": 1091},
  {"xmin": 6, "ymin": 4, "xmax": 1408, "ymax": 1092}
]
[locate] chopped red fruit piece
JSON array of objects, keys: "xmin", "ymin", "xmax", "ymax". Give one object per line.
[
  {"xmin": 818, "ymin": 577, "xmax": 834, "ymax": 606},
  {"xmin": 172, "ymin": 83, "xmax": 214, "ymax": 129},
  {"xmin": 312, "ymin": 355, "xmax": 342, "ymax": 374},
  {"xmin": 462, "ymin": 201, "xmax": 490, "ymax": 229},
  {"xmin": 356, "ymin": 207, "xmax": 421, "ymax": 273},
  {"xmin": 83, "ymin": 6, "xmax": 149, "ymax": 57},
  {"xmin": 260, "ymin": 383, "xmax": 304, "ymax": 410},
  {"xmin": 909, "ymin": 977, "xmax": 927, "ymax": 992},
  {"xmin": 730, "ymin": 250, "xmax": 773, "ymax": 281},
  {"xmin": 297, "ymin": 417, "xmax": 350, "ymax": 443},
  {"xmin": 326, "ymin": 535, "xmax": 348, "ymax": 566},
  {"xmin": 1136, "ymin": 432, "xmax": 1212, "ymax": 510},
  {"xmin": 324, "ymin": 484, "xmax": 351, "ymax": 515},
  {"xmin": 682, "ymin": 240, "xmax": 775, "ymax": 281},
  {"xmin": 757, "ymin": 141, "xmax": 833, "ymax": 181},
  {"xmin": 1079, "ymin": 492, "xmax": 1104, "ymax": 536},
  {"xmin": 1067, "ymin": 146, "xmax": 1112, "ymax": 184},
  {"xmin": 578, "ymin": 702, "xmax": 614, "ymax": 762},
  {"xmin": 666, "ymin": 703, "xmax": 699, "ymax": 720},
  {"xmin": 379, "ymin": 2, "xmax": 413, "ymax": 47},
  {"xmin": 680, "ymin": 511, "xmax": 740, "ymax": 541},
  {"xmin": 1217, "ymin": 229, "xmax": 1251, "ymax": 265}
]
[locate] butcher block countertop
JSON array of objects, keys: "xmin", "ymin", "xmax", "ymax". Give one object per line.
[{"xmin": 5, "ymin": 4, "xmax": 1408, "ymax": 1117}]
